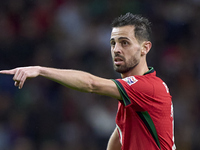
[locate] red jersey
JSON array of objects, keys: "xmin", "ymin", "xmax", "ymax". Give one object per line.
[{"xmin": 112, "ymin": 67, "xmax": 176, "ymax": 150}]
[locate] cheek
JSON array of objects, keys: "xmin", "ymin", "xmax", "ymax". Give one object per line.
[
  {"xmin": 111, "ymin": 50, "xmax": 114, "ymax": 57},
  {"xmin": 127, "ymin": 47, "xmax": 141, "ymax": 60},
  {"xmin": 133, "ymin": 46, "xmax": 141, "ymax": 55}
]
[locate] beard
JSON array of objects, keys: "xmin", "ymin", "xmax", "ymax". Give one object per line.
[{"xmin": 113, "ymin": 55, "xmax": 140, "ymax": 73}]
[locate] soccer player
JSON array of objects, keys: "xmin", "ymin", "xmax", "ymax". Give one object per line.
[{"xmin": 0, "ymin": 13, "xmax": 176, "ymax": 150}]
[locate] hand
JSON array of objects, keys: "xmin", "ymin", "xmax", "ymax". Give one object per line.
[{"xmin": 0, "ymin": 66, "xmax": 41, "ymax": 89}]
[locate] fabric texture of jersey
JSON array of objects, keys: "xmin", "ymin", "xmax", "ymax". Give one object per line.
[{"xmin": 112, "ymin": 67, "xmax": 176, "ymax": 150}]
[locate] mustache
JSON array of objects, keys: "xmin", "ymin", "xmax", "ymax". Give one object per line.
[{"xmin": 114, "ymin": 54, "xmax": 125, "ymax": 60}]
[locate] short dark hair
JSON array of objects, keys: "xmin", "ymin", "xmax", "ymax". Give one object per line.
[{"xmin": 111, "ymin": 12, "xmax": 152, "ymax": 42}]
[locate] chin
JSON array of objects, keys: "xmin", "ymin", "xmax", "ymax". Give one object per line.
[
  {"xmin": 114, "ymin": 67, "xmax": 128, "ymax": 73},
  {"xmin": 114, "ymin": 65, "xmax": 136, "ymax": 74}
]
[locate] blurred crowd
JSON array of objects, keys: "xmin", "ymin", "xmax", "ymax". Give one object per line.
[{"xmin": 0, "ymin": 0, "xmax": 200, "ymax": 149}]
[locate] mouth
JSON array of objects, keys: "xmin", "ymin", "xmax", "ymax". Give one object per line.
[{"xmin": 114, "ymin": 56, "xmax": 124, "ymax": 65}]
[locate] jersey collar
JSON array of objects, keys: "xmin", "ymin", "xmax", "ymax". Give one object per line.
[{"xmin": 144, "ymin": 67, "xmax": 154, "ymax": 75}]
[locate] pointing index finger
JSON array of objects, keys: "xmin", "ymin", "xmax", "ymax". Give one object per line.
[{"xmin": 0, "ymin": 69, "xmax": 16, "ymax": 75}]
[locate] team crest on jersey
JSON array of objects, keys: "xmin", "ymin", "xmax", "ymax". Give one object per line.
[{"xmin": 122, "ymin": 76, "xmax": 138, "ymax": 85}]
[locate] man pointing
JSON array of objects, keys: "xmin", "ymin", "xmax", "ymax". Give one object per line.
[{"xmin": 0, "ymin": 12, "xmax": 176, "ymax": 150}]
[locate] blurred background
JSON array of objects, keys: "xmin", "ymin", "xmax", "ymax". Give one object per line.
[{"xmin": 0, "ymin": 0, "xmax": 200, "ymax": 149}]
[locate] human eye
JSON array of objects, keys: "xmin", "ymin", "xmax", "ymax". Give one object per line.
[
  {"xmin": 121, "ymin": 40, "xmax": 129, "ymax": 46},
  {"xmin": 110, "ymin": 41, "xmax": 116, "ymax": 47}
]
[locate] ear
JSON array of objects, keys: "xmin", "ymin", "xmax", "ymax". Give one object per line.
[{"xmin": 141, "ymin": 41, "xmax": 152, "ymax": 56}]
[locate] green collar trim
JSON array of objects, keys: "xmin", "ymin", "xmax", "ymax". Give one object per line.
[{"xmin": 144, "ymin": 67, "xmax": 154, "ymax": 75}]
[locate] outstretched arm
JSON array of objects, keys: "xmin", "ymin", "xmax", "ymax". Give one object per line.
[{"xmin": 0, "ymin": 66, "xmax": 122, "ymax": 100}]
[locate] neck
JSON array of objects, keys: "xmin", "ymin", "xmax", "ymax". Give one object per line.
[{"xmin": 121, "ymin": 59, "xmax": 149, "ymax": 78}]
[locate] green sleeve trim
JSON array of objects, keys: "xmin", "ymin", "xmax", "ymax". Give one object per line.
[{"xmin": 111, "ymin": 79, "xmax": 131, "ymax": 106}]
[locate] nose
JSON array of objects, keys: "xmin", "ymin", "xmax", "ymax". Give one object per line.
[{"xmin": 112, "ymin": 43, "xmax": 122, "ymax": 54}]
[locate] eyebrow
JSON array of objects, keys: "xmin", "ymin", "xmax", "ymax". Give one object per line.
[{"xmin": 110, "ymin": 37, "xmax": 130, "ymax": 42}]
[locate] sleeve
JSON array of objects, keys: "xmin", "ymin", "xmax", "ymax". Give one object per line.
[
  {"xmin": 111, "ymin": 79, "xmax": 131, "ymax": 106},
  {"xmin": 112, "ymin": 76, "xmax": 154, "ymax": 110}
]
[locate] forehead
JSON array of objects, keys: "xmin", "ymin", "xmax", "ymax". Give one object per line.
[{"xmin": 111, "ymin": 25, "xmax": 135, "ymax": 40}]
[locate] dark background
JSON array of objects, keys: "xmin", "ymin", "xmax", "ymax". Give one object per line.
[{"xmin": 0, "ymin": 0, "xmax": 200, "ymax": 149}]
